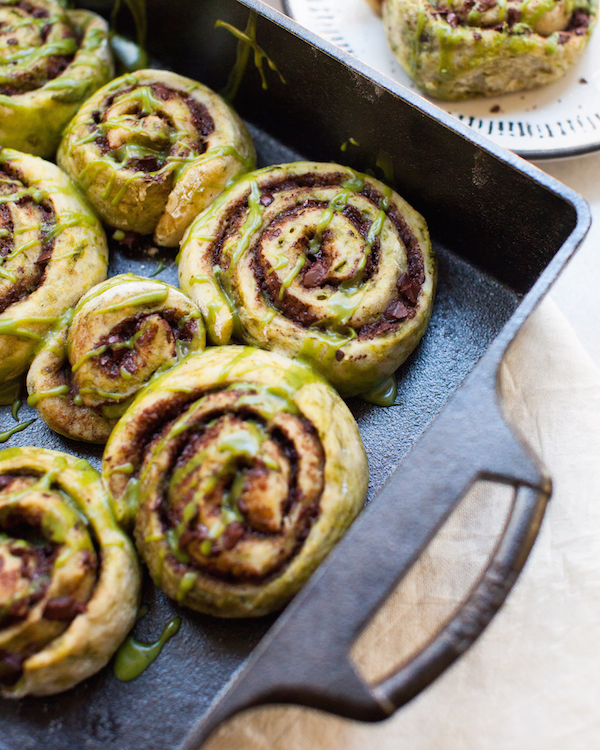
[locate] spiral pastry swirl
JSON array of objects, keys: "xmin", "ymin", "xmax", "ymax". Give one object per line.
[
  {"xmin": 0, "ymin": 447, "xmax": 140, "ymax": 697},
  {"xmin": 0, "ymin": 0, "xmax": 112, "ymax": 157},
  {"xmin": 0, "ymin": 148, "xmax": 108, "ymax": 402},
  {"xmin": 179, "ymin": 162, "xmax": 436, "ymax": 398},
  {"xmin": 57, "ymin": 69, "xmax": 256, "ymax": 248},
  {"xmin": 383, "ymin": 0, "xmax": 596, "ymax": 99},
  {"xmin": 102, "ymin": 346, "xmax": 368, "ymax": 617},
  {"xmin": 27, "ymin": 274, "xmax": 206, "ymax": 443}
]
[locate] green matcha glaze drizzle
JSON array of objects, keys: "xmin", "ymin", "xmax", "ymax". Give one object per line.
[
  {"xmin": 217, "ymin": 12, "xmax": 286, "ymax": 102},
  {"xmin": 340, "ymin": 138, "xmax": 360, "ymax": 152},
  {"xmin": 110, "ymin": 0, "xmax": 147, "ymax": 49},
  {"xmin": 27, "ymin": 385, "xmax": 69, "ymax": 406},
  {"xmin": 113, "ymin": 615, "xmax": 181, "ymax": 682},
  {"xmin": 92, "ymin": 287, "xmax": 169, "ymax": 316},
  {"xmin": 361, "ymin": 375, "xmax": 398, "ymax": 407},
  {"xmin": 0, "ymin": 317, "xmax": 59, "ymax": 341},
  {"xmin": 11, "ymin": 396, "xmax": 22, "ymax": 421},
  {"xmin": 149, "ymin": 259, "xmax": 165, "ymax": 277},
  {"xmin": 0, "ymin": 418, "xmax": 36, "ymax": 443}
]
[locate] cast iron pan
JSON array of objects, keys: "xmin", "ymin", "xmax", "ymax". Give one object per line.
[{"xmin": 0, "ymin": 1, "xmax": 590, "ymax": 748}]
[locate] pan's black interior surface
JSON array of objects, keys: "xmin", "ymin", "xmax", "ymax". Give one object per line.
[{"xmin": 0, "ymin": 1, "xmax": 582, "ymax": 749}]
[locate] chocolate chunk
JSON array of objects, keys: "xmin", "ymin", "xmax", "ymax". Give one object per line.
[
  {"xmin": 80, "ymin": 549, "xmax": 97, "ymax": 572},
  {"xmin": 35, "ymin": 247, "xmax": 53, "ymax": 265},
  {"xmin": 151, "ymin": 83, "xmax": 175, "ymax": 101},
  {"xmin": 490, "ymin": 104, "xmax": 501, "ymax": 113},
  {"xmin": 473, "ymin": 32, "xmax": 482, "ymax": 40},
  {"xmin": 45, "ymin": 54, "xmax": 72, "ymax": 84},
  {"xmin": 570, "ymin": 9, "xmax": 589, "ymax": 28},
  {"xmin": 222, "ymin": 522, "xmax": 245, "ymax": 550},
  {"xmin": 387, "ymin": 300, "xmax": 410, "ymax": 320},
  {"xmin": 17, "ymin": 1, "xmax": 49, "ymax": 19},
  {"xmin": 185, "ymin": 97, "xmax": 215, "ymax": 138},
  {"xmin": 507, "ymin": 6, "xmax": 520, "ymax": 25},
  {"xmin": 446, "ymin": 12, "xmax": 459, "ymax": 26},
  {"xmin": 335, "ymin": 349, "xmax": 345, "ymax": 361},
  {"xmin": 179, "ymin": 524, "xmax": 208, "ymax": 548},
  {"xmin": 303, "ymin": 260, "xmax": 329, "ymax": 288},
  {"xmin": 0, "ymin": 651, "xmax": 25, "ymax": 685},
  {"xmin": 130, "ymin": 155, "xmax": 161, "ymax": 173},
  {"xmin": 260, "ymin": 192, "xmax": 274, "ymax": 207},
  {"xmin": 8, "ymin": 599, "xmax": 28, "ymax": 619},
  {"xmin": 43, "ymin": 596, "xmax": 86, "ymax": 621},
  {"xmin": 397, "ymin": 272, "xmax": 420, "ymax": 305},
  {"xmin": 178, "ymin": 530, "xmax": 195, "ymax": 548}
]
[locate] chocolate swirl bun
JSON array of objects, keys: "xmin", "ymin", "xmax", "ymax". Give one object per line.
[
  {"xmin": 57, "ymin": 69, "xmax": 256, "ymax": 247},
  {"xmin": 0, "ymin": 0, "xmax": 112, "ymax": 158},
  {"xmin": 0, "ymin": 148, "xmax": 108, "ymax": 403},
  {"xmin": 0, "ymin": 447, "xmax": 140, "ymax": 697},
  {"xmin": 27, "ymin": 274, "xmax": 205, "ymax": 443},
  {"xmin": 102, "ymin": 346, "xmax": 368, "ymax": 617},
  {"xmin": 383, "ymin": 0, "xmax": 596, "ymax": 99},
  {"xmin": 179, "ymin": 162, "xmax": 436, "ymax": 398}
]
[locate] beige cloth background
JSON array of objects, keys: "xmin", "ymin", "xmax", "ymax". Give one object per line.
[{"xmin": 202, "ymin": 297, "xmax": 600, "ymax": 748}]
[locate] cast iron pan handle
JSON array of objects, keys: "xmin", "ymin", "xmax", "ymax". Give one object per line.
[
  {"xmin": 373, "ymin": 481, "xmax": 547, "ymax": 712},
  {"xmin": 180, "ymin": 368, "xmax": 551, "ymax": 749}
]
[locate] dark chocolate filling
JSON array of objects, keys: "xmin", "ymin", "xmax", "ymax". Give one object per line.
[
  {"xmin": 210, "ymin": 171, "xmax": 425, "ymax": 337},
  {"xmin": 133, "ymin": 390, "xmax": 324, "ymax": 585},
  {"xmin": 78, "ymin": 308, "xmax": 197, "ymax": 382},
  {"xmin": 0, "ymin": 166, "xmax": 56, "ymax": 314},
  {"xmin": 93, "ymin": 83, "xmax": 216, "ymax": 172}
]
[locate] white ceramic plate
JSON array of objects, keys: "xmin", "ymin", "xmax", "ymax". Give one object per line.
[{"xmin": 284, "ymin": 0, "xmax": 600, "ymax": 158}]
